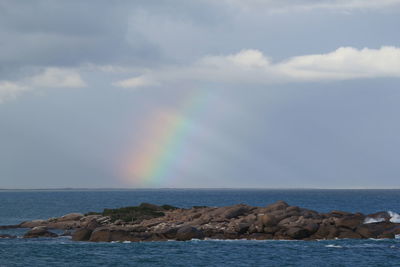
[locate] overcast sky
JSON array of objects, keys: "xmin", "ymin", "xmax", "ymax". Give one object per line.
[{"xmin": 1, "ymin": 0, "xmax": 400, "ymax": 189}]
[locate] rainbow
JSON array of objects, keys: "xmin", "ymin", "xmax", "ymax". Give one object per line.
[{"xmin": 120, "ymin": 90, "xmax": 210, "ymax": 187}]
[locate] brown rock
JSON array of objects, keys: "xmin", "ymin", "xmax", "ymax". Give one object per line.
[
  {"xmin": 265, "ymin": 201, "xmax": 289, "ymax": 212},
  {"xmin": 286, "ymin": 206, "xmax": 300, "ymax": 213},
  {"xmin": 303, "ymin": 223, "xmax": 319, "ymax": 234},
  {"xmin": 337, "ymin": 229, "xmax": 362, "ymax": 239},
  {"xmin": 355, "ymin": 222, "xmax": 393, "ymax": 238},
  {"xmin": 330, "ymin": 210, "xmax": 352, "ymax": 217},
  {"xmin": 263, "ymin": 226, "xmax": 280, "ymax": 234},
  {"xmin": 23, "ymin": 226, "xmax": 58, "ymax": 238},
  {"xmin": 223, "ymin": 205, "xmax": 251, "ymax": 219},
  {"xmin": 313, "ymin": 223, "xmax": 339, "ymax": 239},
  {"xmin": 377, "ymin": 233, "xmax": 395, "ymax": 239},
  {"xmin": 19, "ymin": 220, "xmax": 47, "ymax": 228},
  {"xmin": 286, "ymin": 227, "xmax": 310, "ymax": 239},
  {"xmin": 176, "ymin": 226, "xmax": 205, "ymax": 241},
  {"xmin": 259, "ymin": 214, "xmax": 278, "ymax": 226},
  {"xmin": 58, "ymin": 213, "xmax": 83, "ymax": 222},
  {"xmin": 335, "ymin": 215, "xmax": 364, "ymax": 230},
  {"xmin": 365, "ymin": 211, "xmax": 390, "ymax": 222},
  {"xmin": 72, "ymin": 228, "xmax": 93, "ymax": 241}
]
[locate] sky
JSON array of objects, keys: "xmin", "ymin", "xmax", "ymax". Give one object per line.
[{"xmin": 1, "ymin": 0, "xmax": 400, "ymax": 189}]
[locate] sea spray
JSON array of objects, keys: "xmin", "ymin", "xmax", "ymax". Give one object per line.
[{"xmin": 388, "ymin": 211, "xmax": 400, "ymax": 223}]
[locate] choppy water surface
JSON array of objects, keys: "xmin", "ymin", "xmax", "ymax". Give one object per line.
[{"xmin": 1, "ymin": 189, "xmax": 400, "ymax": 266}]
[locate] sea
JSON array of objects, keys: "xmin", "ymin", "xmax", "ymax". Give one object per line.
[{"xmin": 1, "ymin": 189, "xmax": 400, "ymax": 266}]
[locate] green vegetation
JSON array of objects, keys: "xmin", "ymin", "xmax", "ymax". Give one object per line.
[{"xmin": 85, "ymin": 203, "xmax": 178, "ymax": 223}]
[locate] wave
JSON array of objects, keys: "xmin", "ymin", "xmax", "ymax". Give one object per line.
[
  {"xmin": 364, "ymin": 211, "xmax": 400, "ymax": 224},
  {"xmin": 364, "ymin": 217, "xmax": 385, "ymax": 224},
  {"xmin": 388, "ymin": 211, "xmax": 400, "ymax": 223},
  {"xmin": 325, "ymin": 244, "xmax": 343, "ymax": 248}
]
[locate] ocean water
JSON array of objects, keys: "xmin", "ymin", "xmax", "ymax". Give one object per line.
[{"xmin": 1, "ymin": 189, "xmax": 400, "ymax": 266}]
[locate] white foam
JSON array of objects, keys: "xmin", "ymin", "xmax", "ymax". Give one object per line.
[
  {"xmin": 325, "ymin": 244, "xmax": 342, "ymax": 248},
  {"xmin": 364, "ymin": 217, "xmax": 385, "ymax": 224},
  {"xmin": 389, "ymin": 211, "xmax": 400, "ymax": 223},
  {"xmin": 122, "ymin": 241, "xmax": 131, "ymax": 243}
]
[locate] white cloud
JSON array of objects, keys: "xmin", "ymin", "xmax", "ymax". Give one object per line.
[
  {"xmin": 277, "ymin": 46, "xmax": 400, "ymax": 80},
  {"xmin": 224, "ymin": 0, "xmax": 400, "ymax": 12},
  {"xmin": 0, "ymin": 67, "xmax": 86, "ymax": 103},
  {"xmin": 113, "ymin": 76, "xmax": 159, "ymax": 88},
  {"xmin": 30, "ymin": 67, "xmax": 86, "ymax": 88},
  {"xmin": 114, "ymin": 46, "xmax": 400, "ymax": 89},
  {"xmin": 0, "ymin": 81, "xmax": 30, "ymax": 103}
]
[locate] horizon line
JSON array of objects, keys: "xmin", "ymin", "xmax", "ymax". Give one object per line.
[{"xmin": 0, "ymin": 187, "xmax": 400, "ymax": 191}]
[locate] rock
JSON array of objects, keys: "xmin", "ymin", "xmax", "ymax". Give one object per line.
[
  {"xmin": 364, "ymin": 211, "xmax": 391, "ymax": 223},
  {"xmin": 259, "ymin": 214, "xmax": 278, "ymax": 226},
  {"xmin": 312, "ymin": 223, "xmax": 339, "ymax": 239},
  {"xmin": 19, "ymin": 220, "xmax": 47, "ymax": 228},
  {"xmin": 157, "ymin": 227, "xmax": 178, "ymax": 239},
  {"xmin": 303, "ymin": 223, "xmax": 319, "ymax": 234},
  {"xmin": 377, "ymin": 233, "xmax": 395, "ymax": 239},
  {"xmin": 248, "ymin": 221, "xmax": 264, "ymax": 233},
  {"xmin": 263, "ymin": 226, "xmax": 280, "ymax": 234},
  {"xmin": 6, "ymin": 201, "xmax": 400, "ymax": 243},
  {"xmin": 355, "ymin": 222, "xmax": 393, "ymax": 238},
  {"xmin": 286, "ymin": 227, "xmax": 311, "ymax": 239},
  {"xmin": 223, "ymin": 205, "xmax": 251, "ymax": 219},
  {"xmin": 81, "ymin": 216, "xmax": 101, "ymax": 230},
  {"xmin": 176, "ymin": 226, "xmax": 204, "ymax": 241},
  {"xmin": 278, "ymin": 216, "xmax": 299, "ymax": 227},
  {"xmin": 265, "ymin": 201, "xmax": 289, "ymax": 212},
  {"xmin": 61, "ymin": 230, "xmax": 72, "ymax": 236},
  {"xmin": 241, "ymin": 214, "xmax": 257, "ymax": 224},
  {"xmin": 72, "ymin": 228, "xmax": 93, "ymax": 241},
  {"xmin": 58, "ymin": 213, "xmax": 83, "ymax": 222},
  {"xmin": 89, "ymin": 227, "xmax": 130, "ymax": 242},
  {"xmin": 330, "ymin": 210, "xmax": 352, "ymax": 217},
  {"xmin": 235, "ymin": 223, "xmax": 250, "ymax": 234},
  {"xmin": 286, "ymin": 206, "xmax": 300, "ymax": 213},
  {"xmin": 0, "ymin": 225, "xmax": 19, "ymax": 230},
  {"xmin": 0, "ymin": 234, "xmax": 16, "ymax": 239},
  {"xmin": 300, "ymin": 209, "xmax": 320, "ymax": 219},
  {"xmin": 23, "ymin": 226, "xmax": 58, "ymax": 238},
  {"xmin": 248, "ymin": 233, "xmax": 274, "ymax": 240},
  {"xmin": 335, "ymin": 215, "xmax": 364, "ymax": 230},
  {"xmin": 337, "ymin": 229, "xmax": 362, "ymax": 239}
]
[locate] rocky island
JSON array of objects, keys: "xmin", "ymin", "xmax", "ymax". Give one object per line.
[{"xmin": 1, "ymin": 201, "xmax": 400, "ymax": 242}]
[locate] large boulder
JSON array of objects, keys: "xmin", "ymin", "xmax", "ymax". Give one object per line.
[
  {"xmin": 176, "ymin": 226, "xmax": 204, "ymax": 241},
  {"xmin": 265, "ymin": 201, "xmax": 289, "ymax": 212},
  {"xmin": 335, "ymin": 214, "xmax": 364, "ymax": 230},
  {"xmin": 223, "ymin": 205, "xmax": 251, "ymax": 219},
  {"xmin": 259, "ymin": 214, "xmax": 278, "ymax": 227},
  {"xmin": 89, "ymin": 227, "xmax": 133, "ymax": 242},
  {"xmin": 286, "ymin": 227, "xmax": 310, "ymax": 239},
  {"xmin": 337, "ymin": 229, "xmax": 362, "ymax": 239},
  {"xmin": 23, "ymin": 226, "xmax": 58, "ymax": 238},
  {"xmin": 312, "ymin": 223, "xmax": 339, "ymax": 239},
  {"xmin": 263, "ymin": 226, "xmax": 280, "ymax": 234},
  {"xmin": 72, "ymin": 228, "xmax": 93, "ymax": 241},
  {"xmin": 356, "ymin": 222, "xmax": 393, "ymax": 238}
]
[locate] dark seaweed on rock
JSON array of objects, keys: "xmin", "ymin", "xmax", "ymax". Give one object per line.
[{"xmin": 85, "ymin": 203, "xmax": 178, "ymax": 223}]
